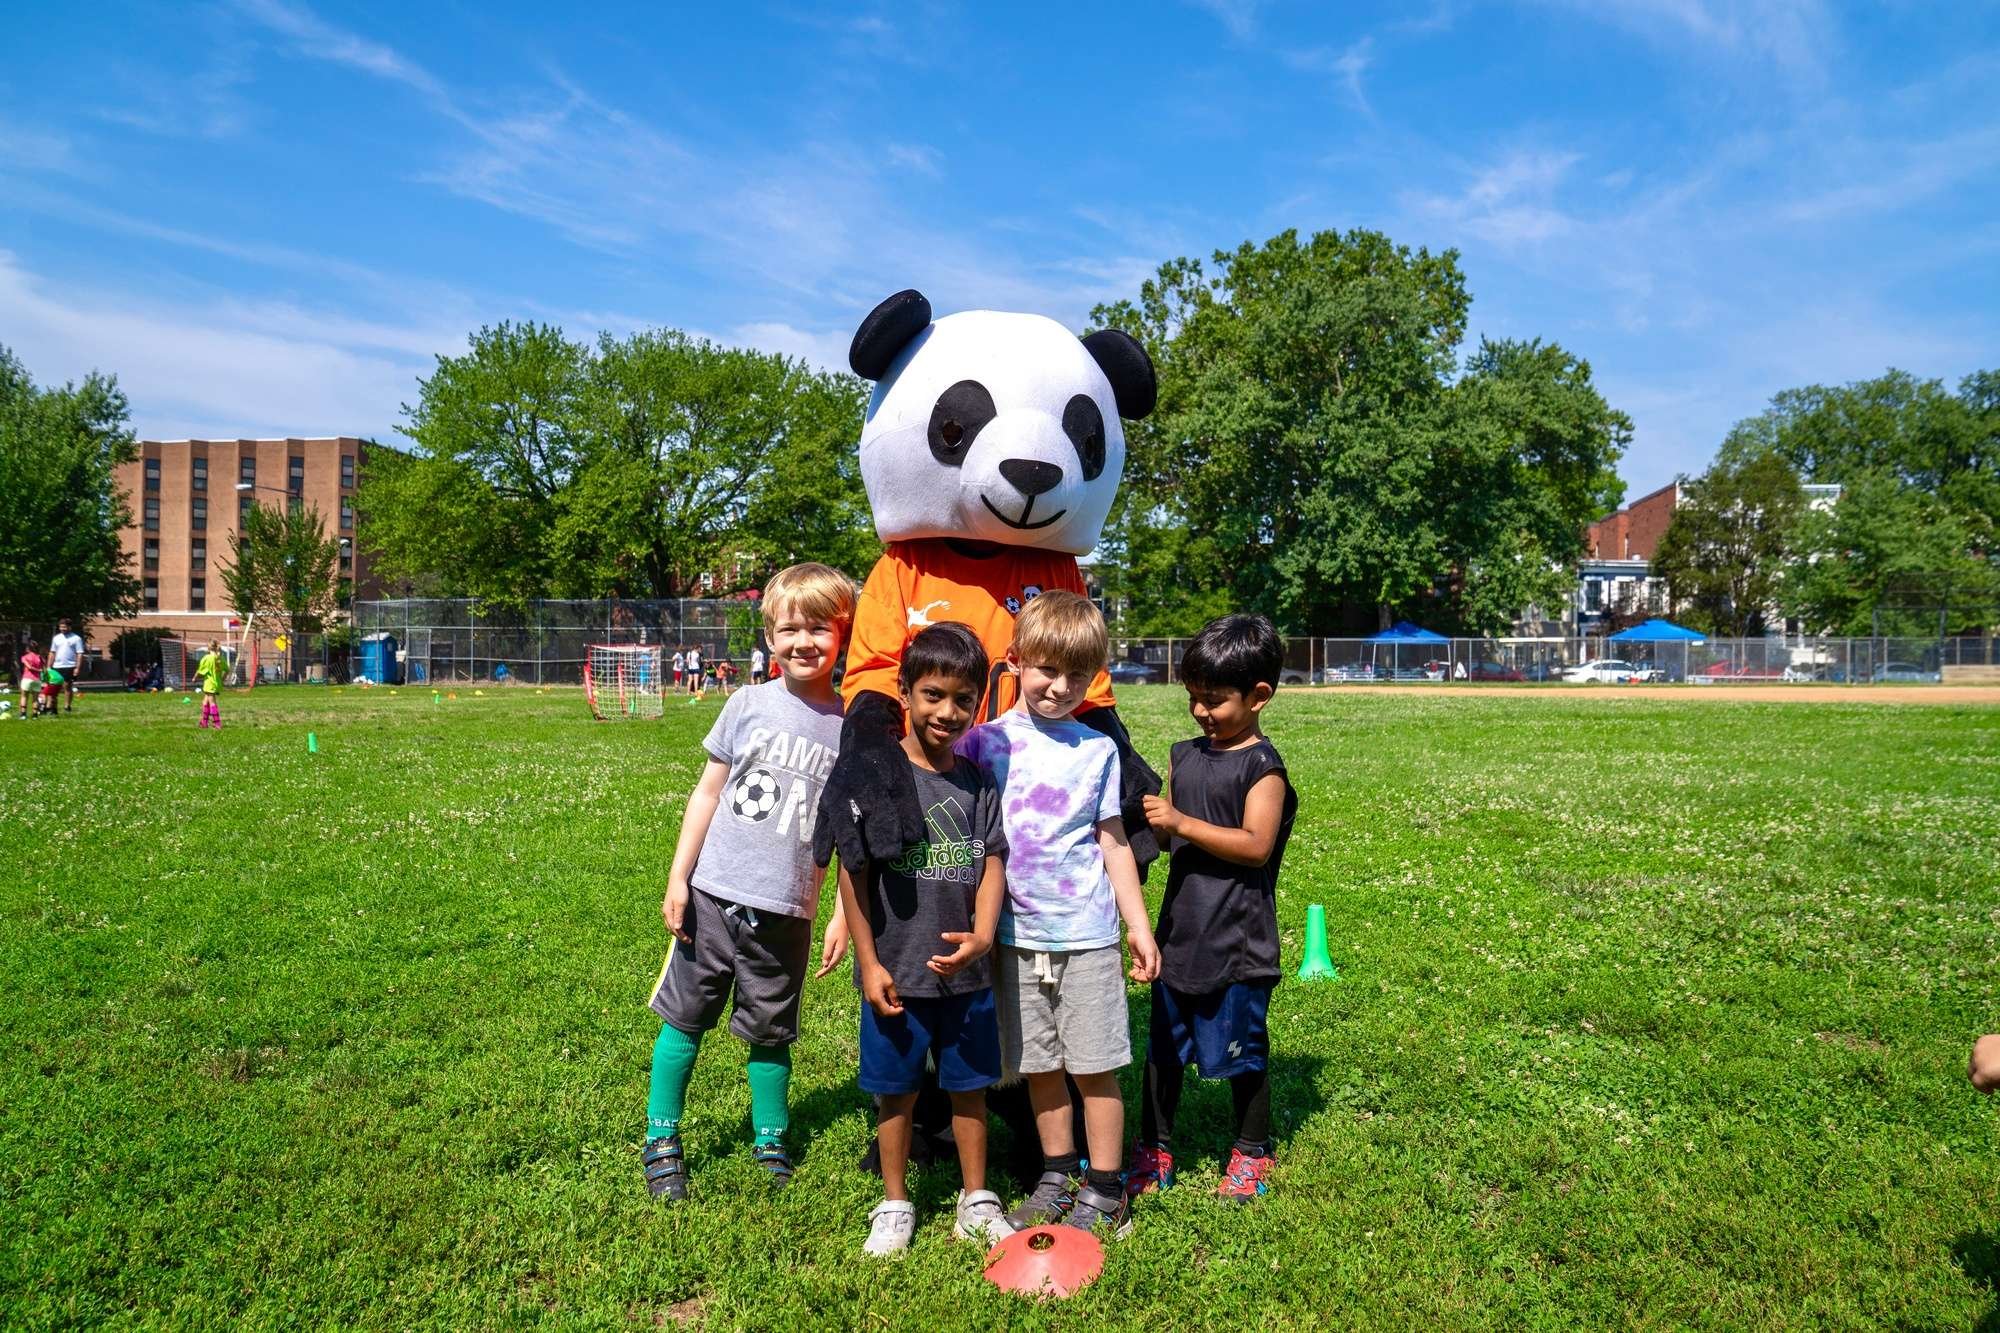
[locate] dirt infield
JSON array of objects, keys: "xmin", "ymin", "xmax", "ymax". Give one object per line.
[{"xmin": 1311, "ymin": 684, "xmax": 2000, "ymax": 705}]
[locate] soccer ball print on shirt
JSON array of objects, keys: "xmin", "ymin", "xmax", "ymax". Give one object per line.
[{"xmin": 730, "ymin": 767, "xmax": 782, "ymax": 823}]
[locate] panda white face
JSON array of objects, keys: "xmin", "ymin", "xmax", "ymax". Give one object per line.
[{"xmin": 858, "ymin": 309, "xmax": 1133, "ymax": 557}]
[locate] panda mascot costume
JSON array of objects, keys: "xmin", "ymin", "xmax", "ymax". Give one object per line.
[{"xmin": 813, "ymin": 289, "xmax": 1164, "ymax": 1184}]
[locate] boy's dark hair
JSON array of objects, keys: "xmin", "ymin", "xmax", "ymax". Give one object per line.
[
  {"xmin": 1181, "ymin": 614, "xmax": 1283, "ymax": 694},
  {"xmin": 899, "ymin": 622, "xmax": 990, "ymax": 694}
]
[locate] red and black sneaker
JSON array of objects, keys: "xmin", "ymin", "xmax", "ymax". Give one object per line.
[
  {"xmin": 1125, "ymin": 1142, "xmax": 1176, "ymax": 1199},
  {"xmin": 1216, "ymin": 1147, "xmax": 1272, "ymax": 1202}
]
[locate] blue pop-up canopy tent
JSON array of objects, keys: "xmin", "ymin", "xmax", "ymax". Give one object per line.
[
  {"xmin": 1366, "ymin": 620, "xmax": 1447, "ymax": 643},
  {"xmin": 1364, "ymin": 621, "xmax": 1448, "ymax": 679},
  {"xmin": 1608, "ymin": 619, "xmax": 1705, "ymax": 643}
]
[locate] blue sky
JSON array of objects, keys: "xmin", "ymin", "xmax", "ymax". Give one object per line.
[{"xmin": 4, "ymin": 0, "xmax": 1996, "ymax": 499}]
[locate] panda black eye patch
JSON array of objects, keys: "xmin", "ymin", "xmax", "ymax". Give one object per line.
[
  {"xmin": 928, "ymin": 380, "xmax": 998, "ymax": 467},
  {"xmin": 1062, "ymin": 394, "xmax": 1106, "ymax": 481}
]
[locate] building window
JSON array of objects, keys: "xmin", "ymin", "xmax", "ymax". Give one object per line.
[
  {"xmin": 144, "ymin": 498, "xmax": 160, "ymax": 532},
  {"xmin": 288, "ymin": 495, "xmax": 302, "ymax": 516},
  {"xmin": 240, "ymin": 455, "xmax": 256, "ymax": 485},
  {"xmin": 191, "ymin": 540, "xmax": 206, "ymax": 571},
  {"xmin": 240, "ymin": 494, "xmax": 254, "ymax": 524},
  {"xmin": 340, "ymin": 497, "xmax": 353, "ymax": 530},
  {"xmin": 190, "ymin": 579, "xmax": 205, "ymax": 611},
  {"xmin": 289, "ymin": 455, "xmax": 305, "ymax": 494},
  {"xmin": 341, "ymin": 454, "xmax": 355, "ymax": 488},
  {"xmin": 700, "ymin": 570, "xmax": 715, "ymax": 591},
  {"xmin": 192, "ymin": 498, "xmax": 207, "ymax": 531},
  {"xmin": 144, "ymin": 540, "xmax": 159, "ymax": 570},
  {"xmin": 192, "ymin": 456, "xmax": 207, "ymax": 492},
  {"xmin": 144, "ymin": 580, "xmax": 158, "ymax": 608},
  {"xmin": 145, "ymin": 458, "xmax": 160, "ymax": 492}
]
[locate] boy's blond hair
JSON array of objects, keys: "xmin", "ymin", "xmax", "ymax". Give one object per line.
[
  {"xmin": 1011, "ymin": 590, "xmax": 1107, "ymax": 676},
  {"xmin": 761, "ymin": 562, "xmax": 856, "ymax": 633}
]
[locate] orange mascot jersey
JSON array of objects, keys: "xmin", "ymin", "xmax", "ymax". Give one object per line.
[{"xmin": 842, "ymin": 539, "xmax": 1115, "ymax": 720}]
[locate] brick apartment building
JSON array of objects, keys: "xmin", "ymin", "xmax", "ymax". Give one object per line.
[
  {"xmin": 1573, "ymin": 481, "xmax": 1681, "ymax": 631},
  {"xmin": 98, "ymin": 437, "xmax": 377, "ymax": 654}
]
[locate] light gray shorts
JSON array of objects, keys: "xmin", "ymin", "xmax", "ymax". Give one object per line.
[{"xmin": 995, "ymin": 943, "xmax": 1132, "ymax": 1077}]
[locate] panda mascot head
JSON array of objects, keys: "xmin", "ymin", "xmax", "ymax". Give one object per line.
[{"xmin": 847, "ymin": 289, "xmax": 1156, "ymax": 558}]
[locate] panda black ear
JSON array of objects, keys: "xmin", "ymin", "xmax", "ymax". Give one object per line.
[
  {"xmin": 1081, "ymin": 329, "xmax": 1157, "ymax": 419},
  {"xmin": 850, "ymin": 289, "xmax": 933, "ymax": 380}
]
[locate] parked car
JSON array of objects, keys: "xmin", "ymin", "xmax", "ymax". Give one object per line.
[
  {"xmin": 1464, "ymin": 660, "xmax": 1525, "ymax": 682},
  {"xmin": 1563, "ymin": 658, "xmax": 1652, "ymax": 684},
  {"xmin": 1108, "ymin": 659, "xmax": 1159, "ymax": 685},
  {"xmin": 1872, "ymin": 662, "xmax": 1942, "ymax": 683},
  {"xmin": 1279, "ymin": 668, "xmax": 1310, "ymax": 685},
  {"xmin": 1319, "ymin": 663, "xmax": 1380, "ymax": 683}
]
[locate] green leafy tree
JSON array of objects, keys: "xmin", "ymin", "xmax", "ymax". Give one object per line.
[
  {"xmin": 0, "ymin": 346, "xmax": 141, "ymax": 627},
  {"xmin": 220, "ymin": 501, "xmax": 341, "ymax": 676},
  {"xmin": 359, "ymin": 324, "xmax": 870, "ymax": 604},
  {"xmin": 553, "ymin": 331, "xmax": 868, "ymax": 597},
  {"xmin": 1653, "ymin": 451, "xmax": 1807, "ymax": 636},
  {"xmin": 1782, "ymin": 471, "xmax": 1999, "ymax": 635},
  {"xmin": 1092, "ymin": 229, "xmax": 1627, "ymax": 634}
]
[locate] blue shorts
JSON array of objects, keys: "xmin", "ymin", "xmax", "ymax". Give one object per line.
[
  {"xmin": 1148, "ymin": 981, "xmax": 1271, "ymax": 1078},
  {"xmin": 859, "ymin": 989, "xmax": 1002, "ymax": 1095}
]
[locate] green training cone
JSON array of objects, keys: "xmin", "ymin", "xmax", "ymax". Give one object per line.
[
  {"xmin": 307, "ymin": 732, "xmax": 318, "ymax": 754},
  {"xmin": 1297, "ymin": 903, "xmax": 1338, "ymax": 981}
]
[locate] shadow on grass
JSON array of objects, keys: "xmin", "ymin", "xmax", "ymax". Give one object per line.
[{"xmin": 1952, "ymin": 1232, "xmax": 2000, "ymax": 1333}]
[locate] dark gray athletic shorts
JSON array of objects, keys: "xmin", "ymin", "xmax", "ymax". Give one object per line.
[{"xmin": 648, "ymin": 886, "xmax": 811, "ymax": 1045}]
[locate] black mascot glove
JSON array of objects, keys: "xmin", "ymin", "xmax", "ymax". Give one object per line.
[
  {"xmin": 814, "ymin": 691, "xmax": 925, "ymax": 872},
  {"xmin": 1075, "ymin": 706, "xmax": 1163, "ymax": 881}
]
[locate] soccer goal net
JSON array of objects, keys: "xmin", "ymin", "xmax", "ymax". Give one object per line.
[
  {"xmin": 162, "ymin": 638, "xmax": 245, "ymax": 690},
  {"xmin": 585, "ymin": 643, "xmax": 664, "ymax": 720},
  {"xmin": 160, "ymin": 638, "xmax": 190, "ymax": 691}
]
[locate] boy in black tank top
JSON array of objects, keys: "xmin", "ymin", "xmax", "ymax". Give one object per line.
[{"xmin": 1128, "ymin": 614, "xmax": 1297, "ymax": 1202}]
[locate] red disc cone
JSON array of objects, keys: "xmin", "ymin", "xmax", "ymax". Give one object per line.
[{"xmin": 983, "ymin": 1225, "xmax": 1105, "ymax": 1299}]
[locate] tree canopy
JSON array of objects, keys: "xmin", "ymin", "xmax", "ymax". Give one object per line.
[
  {"xmin": 358, "ymin": 324, "xmax": 870, "ymax": 605},
  {"xmin": 219, "ymin": 500, "xmax": 343, "ymax": 657},
  {"xmin": 1700, "ymin": 369, "xmax": 1999, "ymax": 635},
  {"xmin": 1652, "ymin": 450, "xmax": 1806, "ymax": 636},
  {"xmin": 0, "ymin": 346, "xmax": 141, "ymax": 628},
  {"xmin": 1091, "ymin": 228, "xmax": 1628, "ymax": 635}
]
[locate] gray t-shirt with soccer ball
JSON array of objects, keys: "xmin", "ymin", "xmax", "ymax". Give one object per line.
[{"xmin": 691, "ymin": 679, "xmax": 843, "ymax": 919}]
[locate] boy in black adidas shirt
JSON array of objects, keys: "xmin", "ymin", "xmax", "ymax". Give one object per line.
[{"xmin": 1130, "ymin": 613, "xmax": 1297, "ymax": 1202}]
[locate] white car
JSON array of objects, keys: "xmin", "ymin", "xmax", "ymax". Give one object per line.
[{"xmin": 1562, "ymin": 658, "xmax": 1653, "ymax": 684}]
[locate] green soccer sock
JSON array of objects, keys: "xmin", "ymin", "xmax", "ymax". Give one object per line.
[
  {"xmin": 745, "ymin": 1044, "xmax": 792, "ymax": 1146},
  {"xmin": 646, "ymin": 1024, "xmax": 702, "ymax": 1141}
]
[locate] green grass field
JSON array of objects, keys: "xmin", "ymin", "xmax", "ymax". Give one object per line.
[{"xmin": 4, "ymin": 685, "xmax": 1999, "ymax": 1328}]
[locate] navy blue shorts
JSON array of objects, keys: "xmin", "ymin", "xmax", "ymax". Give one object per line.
[
  {"xmin": 859, "ymin": 989, "xmax": 1002, "ymax": 1095},
  {"xmin": 1148, "ymin": 981, "xmax": 1271, "ymax": 1078}
]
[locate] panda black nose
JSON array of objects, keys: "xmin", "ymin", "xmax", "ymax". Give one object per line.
[{"xmin": 999, "ymin": 458, "xmax": 1063, "ymax": 497}]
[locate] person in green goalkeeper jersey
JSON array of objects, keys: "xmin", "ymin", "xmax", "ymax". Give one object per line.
[{"xmin": 195, "ymin": 641, "xmax": 226, "ymax": 729}]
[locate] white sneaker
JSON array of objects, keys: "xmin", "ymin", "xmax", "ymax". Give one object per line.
[
  {"xmin": 863, "ymin": 1199, "xmax": 916, "ymax": 1257},
  {"xmin": 953, "ymin": 1189, "xmax": 1016, "ymax": 1244}
]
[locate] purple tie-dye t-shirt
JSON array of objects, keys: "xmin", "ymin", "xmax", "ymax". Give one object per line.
[{"xmin": 957, "ymin": 707, "xmax": 1123, "ymax": 952}]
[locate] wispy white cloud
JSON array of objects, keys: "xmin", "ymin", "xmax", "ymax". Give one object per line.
[
  {"xmin": 0, "ymin": 117, "xmax": 85, "ymax": 175},
  {"xmin": 230, "ymin": 0, "xmax": 448, "ymax": 103},
  {"xmin": 1283, "ymin": 37, "xmax": 1377, "ymax": 115},
  {"xmin": 1406, "ymin": 148, "xmax": 1585, "ymax": 247},
  {"xmin": 1186, "ymin": 0, "xmax": 1265, "ymax": 42},
  {"xmin": 0, "ymin": 250, "xmax": 436, "ymax": 441},
  {"xmin": 1538, "ymin": 0, "xmax": 1835, "ymax": 88},
  {"xmin": 883, "ymin": 142, "xmax": 943, "ymax": 177}
]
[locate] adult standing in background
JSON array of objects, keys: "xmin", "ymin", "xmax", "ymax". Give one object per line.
[
  {"xmin": 48, "ymin": 619, "xmax": 85, "ymax": 712},
  {"xmin": 750, "ymin": 644, "xmax": 766, "ymax": 682}
]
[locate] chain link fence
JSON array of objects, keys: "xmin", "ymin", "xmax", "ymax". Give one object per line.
[
  {"xmin": 349, "ymin": 598, "xmax": 766, "ymax": 686},
  {"xmin": 1110, "ymin": 635, "xmax": 1965, "ymax": 685}
]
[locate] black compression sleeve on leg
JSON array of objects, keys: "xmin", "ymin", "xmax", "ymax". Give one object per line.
[
  {"xmin": 1230, "ymin": 1069, "xmax": 1271, "ymax": 1154},
  {"xmin": 1140, "ymin": 1054, "xmax": 1184, "ymax": 1150}
]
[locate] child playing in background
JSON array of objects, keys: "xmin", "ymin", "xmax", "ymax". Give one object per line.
[
  {"xmin": 959, "ymin": 590, "xmax": 1161, "ymax": 1238},
  {"xmin": 1131, "ymin": 614, "xmax": 1297, "ymax": 1202},
  {"xmin": 641, "ymin": 563, "xmax": 854, "ymax": 1201},
  {"xmin": 19, "ymin": 640, "xmax": 44, "ymax": 718},
  {"xmin": 838, "ymin": 623, "xmax": 1012, "ymax": 1255},
  {"xmin": 194, "ymin": 641, "xmax": 226, "ymax": 728}
]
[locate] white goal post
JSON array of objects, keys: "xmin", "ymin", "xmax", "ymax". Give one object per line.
[{"xmin": 584, "ymin": 643, "xmax": 664, "ymax": 720}]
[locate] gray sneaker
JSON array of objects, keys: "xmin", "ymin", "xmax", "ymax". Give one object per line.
[
  {"xmin": 863, "ymin": 1199, "xmax": 916, "ymax": 1257},
  {"xmin": 1062, "ymin": 1183, "xmax": 1133, "ymax": 1239},
  {"xmin": 953, "ymin": 1189, "xmax": 1016, "ymax": 1244},
  {"xmin": 1005, "ymin": 1171, "xmax": 1079, "ymax": 1230}
]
